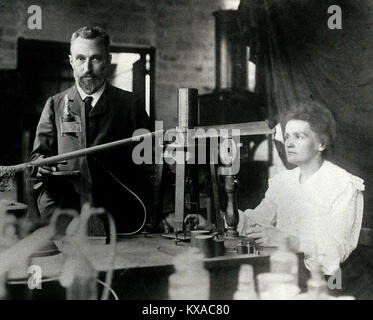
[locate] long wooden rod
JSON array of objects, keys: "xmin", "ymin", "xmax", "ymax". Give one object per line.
[{"xmin": 12, "ymin": 130, "xmax": 163, "ymax": 173}]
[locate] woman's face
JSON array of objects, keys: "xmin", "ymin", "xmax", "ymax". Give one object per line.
[{"xmin": 284, "ymin": 119, "xmax": 325, "ymax": 166}]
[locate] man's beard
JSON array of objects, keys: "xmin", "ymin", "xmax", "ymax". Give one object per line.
[{"xmin": 77, "ymin": 75, "xmax": 104, "ymax": 94}]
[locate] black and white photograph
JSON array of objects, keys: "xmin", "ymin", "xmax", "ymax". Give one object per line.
[{"xmin": 0, "ymin": 0, "xmax": 372, "ymax": 309}]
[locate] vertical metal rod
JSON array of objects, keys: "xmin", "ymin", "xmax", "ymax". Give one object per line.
[
  {"xmin": 178, "ymin": 88, "xmax": 198, "ymax": 129},
  {"xmin": 173, "ymin": 88, "xmax": 199, "ymax": 233}
]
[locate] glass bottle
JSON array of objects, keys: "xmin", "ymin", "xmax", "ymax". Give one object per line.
[
  {"xmin": 233, "ymin": 264, "xmax": 257, "ymax": 300},
  {"xmin": 270, "ymin": 236, "xmax": 299, "ymax": 286},
  {"xmin": 168, "ymin": 247, "xmax": 209, "ymax": 300},
  {"xmin": 60, "ymin": 243, "xmax": 98, "ymax": 300},
  {"xmin": 307, "ymin": 263, "xmax": 329, "ymax": 300}
]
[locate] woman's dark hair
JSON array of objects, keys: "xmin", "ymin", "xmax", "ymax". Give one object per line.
[{"xmin": 284, "ymin": 101, "xmax": 337, "ymax": 150}]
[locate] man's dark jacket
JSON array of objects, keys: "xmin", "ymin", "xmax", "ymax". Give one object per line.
[{"xmin": 31, "ymin": 83, "xmax": 151, "ymax": 232}]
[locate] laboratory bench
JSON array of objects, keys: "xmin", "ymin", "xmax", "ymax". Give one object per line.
[{"xmin": 5, "ymin": 233, "xmax": 309, "ymax": 300}]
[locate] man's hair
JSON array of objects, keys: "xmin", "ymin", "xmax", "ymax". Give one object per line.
[
  {"xmin": 284, "ymin": 101, "xmax": 337, "ymax": 149},
  {"xmin": 70, "ymin": 26, "xmax": 110, "ymax": 53}
]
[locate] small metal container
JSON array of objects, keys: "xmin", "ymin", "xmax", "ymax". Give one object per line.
[
  {"xmin": 236, "ymin": 241, "xmax": 248, "ymax": 254},
  {"xmin": 190, "ymin": 230, "xmax": 210, "ymax": 247},
  {"xmin": 196, "ymin": 235, "xmax": 215, "ymax": 258},
  {"xmin": 213, "ymin": 238, "xmax": 225, "ymax": 257}
]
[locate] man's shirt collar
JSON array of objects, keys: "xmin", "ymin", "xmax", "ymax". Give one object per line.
[{"xmin": 77, "ymin": 81, "xmax": 107, "ymax": 108}]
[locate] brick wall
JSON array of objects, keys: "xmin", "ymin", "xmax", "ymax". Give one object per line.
[{"xmin": 0, "ymin": 0, "xmax": 225, "ymax": 129}]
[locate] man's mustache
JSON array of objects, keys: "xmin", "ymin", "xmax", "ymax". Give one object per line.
[{"xmin": 81, "ymin": 73, "xmax": 97, "ymax": 79}]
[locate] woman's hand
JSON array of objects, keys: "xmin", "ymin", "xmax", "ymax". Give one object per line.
[
  {"xmin": 245, "ymin": 224, "xmax": 286, "ymax": 247},
  {"xmin": 245, "ymin": 224, "xmax": 300, "ymax": 251}
]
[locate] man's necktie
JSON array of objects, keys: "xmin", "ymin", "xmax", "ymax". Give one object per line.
[
  {"xmin": 84, "ymin": 96, "xmax": 93, "ymax": 116},
  {"xmin": 84, "ymin": 96, "xmax": 93, "ymax": 146}
]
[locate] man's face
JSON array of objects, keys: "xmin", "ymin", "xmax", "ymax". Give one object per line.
[
  {"xmin": 69, "ymin": 37, "xmax": 111, "ymax": 94},
  {"xmin": 284, "ymin": 119, "xmax": 325, "ymax": 166}
]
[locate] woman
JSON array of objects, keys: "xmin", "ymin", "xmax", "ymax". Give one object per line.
[{"xmin": 242, "ymin": 101, "xmax": 364, "ymax": 276}]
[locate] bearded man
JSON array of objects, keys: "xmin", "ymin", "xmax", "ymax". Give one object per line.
[{"xmin": 30, "ymin": 26, "xmax": 151, "ymax": 234}]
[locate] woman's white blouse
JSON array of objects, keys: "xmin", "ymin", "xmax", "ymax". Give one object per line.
[{"xmin": 239, "ymin": 160, "xmax": 365, "ymax": 275}]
